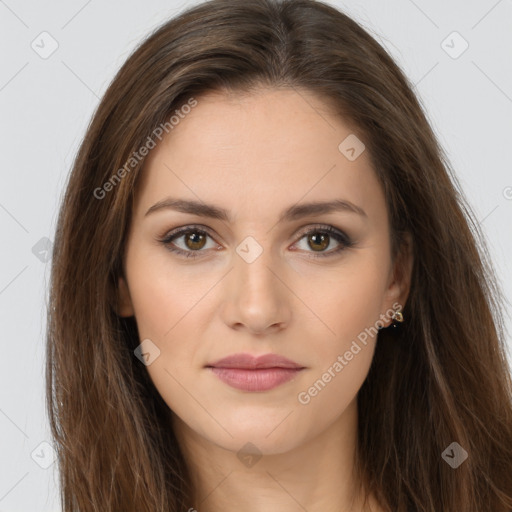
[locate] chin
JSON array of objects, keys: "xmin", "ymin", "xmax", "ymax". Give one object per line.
[
  {"xmin": 215, "ymin": 429, "xmax": 305, "ymax": 457},
  {"xmin": 202, "ymin": 409, "xmax": 311, "ymax": 456}
]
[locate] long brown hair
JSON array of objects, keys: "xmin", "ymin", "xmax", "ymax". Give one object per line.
[{"xmin": 46, "ymin": 0, "xmax": 512, "ymax": 510}]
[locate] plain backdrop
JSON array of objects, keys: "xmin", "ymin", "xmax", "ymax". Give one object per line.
[{"xmin": 0, "ymin": 0, "xmax": 511, "ymax": 510}]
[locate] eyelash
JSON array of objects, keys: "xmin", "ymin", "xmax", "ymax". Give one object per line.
[{"xmin": 157, "ymin": 224, "xmax": 354, "ymax": 260}]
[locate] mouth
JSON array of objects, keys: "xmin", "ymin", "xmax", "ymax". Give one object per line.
[{"xmin": 205, "ymin": 353, "xmax": 305, "ymax": 392}]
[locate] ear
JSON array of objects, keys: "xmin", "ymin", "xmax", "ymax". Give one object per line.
[
  {"xmin": 381, "ymin": 232, "xmax": 414, "ymax": 326},
  {"xmin": 117, "ymin": 275, "xmax": 135, "ymax": 317}
]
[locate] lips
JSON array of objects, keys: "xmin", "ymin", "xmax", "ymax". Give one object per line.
[
  {"xmin": 206, "ymin": 353, "xmax": 305, "ymax": 392},
  {"xmin": 207, "ymin": 353, "xmax": 304, "ymax": 370}
]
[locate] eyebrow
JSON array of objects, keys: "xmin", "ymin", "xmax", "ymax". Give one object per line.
[{"xmin": 144, "ymin": 197, "xmax": 367, "ymax": 222}]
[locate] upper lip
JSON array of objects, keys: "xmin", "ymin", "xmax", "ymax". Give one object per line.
[{"xmin": 206, "ymin": 353, "xmax": 304, "ymax": 370}]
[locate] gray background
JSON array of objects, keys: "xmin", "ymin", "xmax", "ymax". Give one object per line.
[{"xmin": 1, "ymin": 0, "xmax": 511, "ymax": 510}]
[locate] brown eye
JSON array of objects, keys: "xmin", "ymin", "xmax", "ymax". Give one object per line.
[
  {"xmin": 307, "ymin": 232, "xmax": 330, "ymax": 252},
  {"xmin": 159, "ymin": 226, "xmax": 217, "ymax": 259},
  {"xmin": 183, "ymin": 231, "xmax": 207, "ymax": 250},
  {"xmin": 293, "ymin": 225, "xmax": 354, "ymax": 258}
]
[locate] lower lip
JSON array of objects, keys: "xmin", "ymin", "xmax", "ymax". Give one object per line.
[{"xmin": 209, "ymin": 367, "xmax": 303, "ymax": 391}]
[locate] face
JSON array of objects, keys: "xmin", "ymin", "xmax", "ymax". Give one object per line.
[{"xmin": 117, "ymin": 87, "xmax": 412, "ymax": 455}]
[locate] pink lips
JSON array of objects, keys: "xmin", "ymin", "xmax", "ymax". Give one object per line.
[{"xmin": 206, "ymin": 353, "xmax": 305, "ymax": 392}]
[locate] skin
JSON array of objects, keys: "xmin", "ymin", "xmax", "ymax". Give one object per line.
[{"xmin": 117, "ymin": 87, "xmax": 413, "ymax": 512}]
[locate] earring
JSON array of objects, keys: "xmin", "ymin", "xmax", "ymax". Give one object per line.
[{"xmin": 391, "ymin": 309, "xmax": 404, "ymax": 328}]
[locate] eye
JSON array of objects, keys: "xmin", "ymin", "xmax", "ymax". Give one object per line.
[
  {"xmin": 292, "ymin": 224, "xmax": 353, "ymax": 258},
  {"xmin": 157, "ymin": 225, "xmax": 219, "ymax": 259}
]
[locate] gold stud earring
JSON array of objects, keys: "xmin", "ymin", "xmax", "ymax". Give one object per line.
[{"xmin": 391, "ymin": 309, "xmax": 404, "ymax": 328}]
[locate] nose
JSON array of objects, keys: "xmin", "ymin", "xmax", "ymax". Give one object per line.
[{"xmin": 220, "ymin": 240, "xmax": 292, "ymax": 335}]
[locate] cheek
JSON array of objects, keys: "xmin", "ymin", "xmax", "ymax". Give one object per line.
[
  {"xmin": 292, "ymin": 275, "xmax": 384, "ymax": 434},
  {"xmin": 293, "ymin": 252, "xmax": 390, "ymax": 353},
  {"xmin": 124, "ymin": 248, "xmax": 216, "ymax": 394},
  {"xmin": 125, "ymin": 246, "xmax": 215, "ymax": 341},
  {"xmin": 125, "ymin": 257, "xmax": 212, "ymax": 433},
  {"xmin": 290, "ymin": 253, "xmax": 389, "ymax": 403}
]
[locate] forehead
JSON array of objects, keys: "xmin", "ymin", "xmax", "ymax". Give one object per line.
[{"xmin": 133, "ymin": 87, "xmax": 386, "ymax": 223}]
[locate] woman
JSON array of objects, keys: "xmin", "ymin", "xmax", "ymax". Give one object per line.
[{"xmin": 46, "ymin": 0, "xmax": 512, "ymax": 510}]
